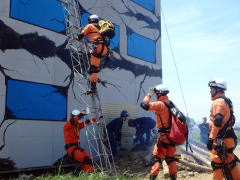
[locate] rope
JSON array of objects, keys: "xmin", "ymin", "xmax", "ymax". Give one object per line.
[{"xmin": 161, "ymin": 7, "xmax": 189, "ymax": 118}]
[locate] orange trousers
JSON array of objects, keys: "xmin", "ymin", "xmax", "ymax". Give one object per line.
[
  {"xmin": 150, "ymin": 136, "xmax": 177, "ymax": 176},
  {"xmin": 67, "ymin": 146, "xmax": 93, "ymax": 173},
  {"xmin": 90, "ymin": 43, "xmax": 108, "ymax": 83},
  {"xmin": 210, "ymin": 138, "xmax": 240, "ymax": 180}
]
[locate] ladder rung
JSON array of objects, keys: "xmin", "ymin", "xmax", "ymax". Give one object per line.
[
  {"xmin": 87, "ymin": 138, "xmax": 105, "ymax": 141},
  {"xmin": 69, "ymin": 45, "xmax": 78, "ymax": 51}
]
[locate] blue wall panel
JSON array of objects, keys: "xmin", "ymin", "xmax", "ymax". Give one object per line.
[
  {"xmin": 131, "ymin": 0, "xmax": 155, "ymax": 12},
  {"xmin": 81, "ymin": 13, "xmax": 90, "ymax": 28},
  {"xmin": 128, "ymin": 33, "xmax": 156, "ymax": 63},
  {"xmin": 6, "ymin": 80, "xmax": 67, "ymax": 121},
  {"xmin": 81, "ymin": 13, "xmax": 91, "ymax": 44},
  {"xmin": 109, "ymin": 25, "xmax": 120, "ymax": 50},
  {"xmin": 10, "ymin": 0, "xmax": 65, "ymax": 33}
]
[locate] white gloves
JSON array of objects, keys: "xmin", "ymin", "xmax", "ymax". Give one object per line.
[{"xmin": 147, "ymin": 87, "xmax": 155, "ymax": 97}]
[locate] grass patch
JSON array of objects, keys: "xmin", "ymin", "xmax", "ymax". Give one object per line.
[{"xmin": 14, "ymin": 172, "xmax": 143, "ymax": 180}]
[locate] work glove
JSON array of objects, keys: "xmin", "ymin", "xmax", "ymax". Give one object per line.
[
  {"xmin": 91, "ymin": 118, "xmax": 97, "ymax": 123},
  {"xmin": 76, "ymin": 33, "xmax": 84, "ymax": 41},
  {"xmin": 147, "ymin": 87, "xmax": 155, "ymax": 97},
  {"xmin": 207, "ymin": 138, "xmax": 213, "ymax": 151},
  {"xmin": 85, "ymin": 118, "xmax": 96, "ymax": 125}
]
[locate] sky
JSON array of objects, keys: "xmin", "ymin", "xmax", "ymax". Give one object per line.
[{"xmin": 161, "ymin": 0, "xmax": 240, "ymax": 125}]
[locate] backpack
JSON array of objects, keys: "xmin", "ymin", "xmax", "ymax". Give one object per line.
[
  {"xmin": 163, "ymin": 101, "xmax": 188, "ymax": 145},
  {"xmin": 98, "ymin": 19, "xmax": 115, "ymax": 39},
  {"xmin": 217, "ymin": 97, "xmax": 237, "ymax": 142}
]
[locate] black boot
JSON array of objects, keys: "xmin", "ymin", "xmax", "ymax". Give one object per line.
[
  {"xmin": 86, "ymin": 82, "xmax": 97, "ymax": 94},
  {"xmin": 85, "ymin": 82, "xmax": 97, "ymax": 95},
  {"xmin": 170, "ymin": 174, "xmax": 176, "ymax": 180},
  {"xmin": 90, "ymin": 82, "xmax": 97, "ymax": 92},
  {"xmin": 149, "ymin": 175, "xmax": 157, "ymax": 180}
]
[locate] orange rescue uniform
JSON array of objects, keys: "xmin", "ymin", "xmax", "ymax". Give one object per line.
[
  {"xmin": 64, "ymin": 117, "xmax": 96, "ymax": 173},
  {"xmin": 81, "ymin": 23, "xmax": 108, "ymax": 83},
  {"xmin": 209, "ymin": 93, "xmax": 240, "ymax": 180},
  {"xmin": 143, "ymin": 95, "xmax": 177, "ymax": 176}
]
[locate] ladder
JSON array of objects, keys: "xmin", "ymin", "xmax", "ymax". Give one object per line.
[{"xmin": 60, "ymin": 0, "xmax": 116, "ymax": 174}]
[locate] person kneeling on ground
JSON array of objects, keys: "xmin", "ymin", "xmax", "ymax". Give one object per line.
[{"xmin": 63, "ymin": 109, "xmax": 96, "ymax": 173}]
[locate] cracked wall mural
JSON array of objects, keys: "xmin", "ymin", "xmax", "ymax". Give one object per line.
[{"xmin": 0, "ymin": 0, "xmax": 161, "ymax": 170}]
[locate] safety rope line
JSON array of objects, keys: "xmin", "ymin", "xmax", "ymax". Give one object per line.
[
  {"xmin": 161, "ymin": 6, "xmax": 194, "ymax": 154},
  {"xmin": 160, "ymin": 7, "xmax": 189, "ymax": 118}
]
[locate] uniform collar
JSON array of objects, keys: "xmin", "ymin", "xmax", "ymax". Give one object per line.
[
  {"xmin": 211, "ymin": 92, "xmax": 224, "ymax": 101},
  {"xmin": 157, "ymin": 95, "xmax": 169, "ymax": 102}
]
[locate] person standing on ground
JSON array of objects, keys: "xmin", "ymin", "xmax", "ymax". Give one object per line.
[
  {"xmin": 207, "ymin": 78, "xmax": 240, "ymax": 180},
  {"xmin": 198, "ymin": 117, "xmax": 210, "ymax": 144},
  {"xmin": 140, "ymin": 84, "xmax": 178, "ymax": 180}
]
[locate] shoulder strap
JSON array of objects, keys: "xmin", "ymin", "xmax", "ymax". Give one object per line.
[
  {"xmin": 163, "ymin": 101, "xmax": 185, "ymax": 123},
  {"xmin": 163, "ymin": 100, "xmax": 175, "ymax": 109},
  {"xmin": 88, "ymin": 24, "xmax": 100, "ymax": 34},
  {"xmin": 217, "ymin": 96, "xmax": 235, "ymax": 138},
  {"xmin": 163, "ymin": 101, "xmax": 173, "ymax": 126},
  {"xmin": 222, "ymin": 96, "xmax": 233, "ymax": 112},
  {"xmin": 159, "ymin": 115, "xmax": 165, "ymax": 129},
  {"xmin": 93, "ymin": 24, "xmax": 100, "ymax": 30},
  {"xmin": 157, "ymin": 100, "xmax": 172, "ymax": 129}
]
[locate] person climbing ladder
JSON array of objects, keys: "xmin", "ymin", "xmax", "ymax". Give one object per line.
[{"xmin": 76, "ymin": 14, "xmax": 114, "ymax": 93}]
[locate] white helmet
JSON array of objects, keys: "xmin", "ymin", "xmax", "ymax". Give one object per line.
[
  {"xmin": 154, "ymin": 84, "xmax": 169, "ymax": 94},
  {"xmin": 88, "ymin": 14, "xmax": 99, "ymax": 23},
  {"xmin": 208, "ymin": 78, "xmax": 227, "ymax": 90},
  {"xmin": 71, "ymin": 109, "xmax": 80, "ymax": 116},
  {"xmin": 71, "ymin": 109, "xmax": 87, "ymax": 116}
]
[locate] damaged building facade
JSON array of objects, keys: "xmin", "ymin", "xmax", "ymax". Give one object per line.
[{"xmin": 0, "ymin": 0, "xmax": 162, "ymax": 170}]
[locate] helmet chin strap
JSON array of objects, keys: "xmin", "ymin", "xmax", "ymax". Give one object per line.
[
  {"xmin": 211, "ymin": 88, "xmax": 222, "ymax": 98},
  {"xmin": 156, "ymin": 93, "xmax": 161, "ymax": 99}
]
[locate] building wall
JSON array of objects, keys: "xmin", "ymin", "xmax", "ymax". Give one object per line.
[{"xmin": 0, "ymin": 0, "xmax": 161, "ymax": 170}]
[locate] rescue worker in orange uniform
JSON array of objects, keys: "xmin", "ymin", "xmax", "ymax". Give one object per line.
[
  {"xmin": 64, "ymin": 109, "xmax": 97, "ymax": 173},
  {"xmin": 207, "ymin": 78, "xmax": 240, "ymax": 180},
  {"xmin": 140, "ymin": 84, "xmax": 177, "ymax": 180},
  {"xmin": 76, "ymin": 14, "xmax": 109, "ymax": 92}
]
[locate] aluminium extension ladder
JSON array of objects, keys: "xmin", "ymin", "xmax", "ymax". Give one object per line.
[{"xmin": 60, "ymin": 0, "xmax": 116, "ymax": 174}]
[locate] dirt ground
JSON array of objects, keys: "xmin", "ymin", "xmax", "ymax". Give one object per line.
[{"xmin": 115, "ymin": 144, "xmax": 240, "ymax": 180}]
